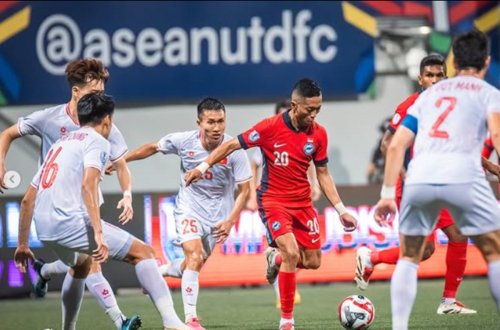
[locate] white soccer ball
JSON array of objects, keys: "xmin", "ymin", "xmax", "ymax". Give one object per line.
[{"xmin": 337, "ymin": 295, "xmax": 375, "ymax": 329}]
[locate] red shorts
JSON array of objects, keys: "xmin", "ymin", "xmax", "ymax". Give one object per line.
[{"xmin": 260, "ymin": 204, "xmax": 320, "ymax": 250}]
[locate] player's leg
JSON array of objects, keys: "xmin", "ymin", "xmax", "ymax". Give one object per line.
[
  {"xmin": 33, "ymin": 259, "xmax": 69, "ymax": 297},
  {"xmin": 103, "ymin": 221, "xmax": 188, "ymax": 330},
  {"xmin": 159, "ymin": 258, "xmax": 184, "ymax": 278},
  {"xmin": 85, "ymin": 261, "xmax": 141, "ymax": 329},
  {"xmin": 469, "ymin": 230, "xmax": 500, "ymax": 313},
  {"xmin": 180, "ymin": 237, "xmax": 206, "ymax": 329},
  {"xmin": 437, "ymin": 215, "xmax": 476, "ymax": 314}
]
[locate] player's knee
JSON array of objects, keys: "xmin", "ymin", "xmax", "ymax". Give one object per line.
[
  {"xmin": 422, "ymin": 243, "xmax": 435, "ymax": 261},
  {"xmin": 281, "ymin": 250, "xmax": 300, "ymax": 265},
  {"xmin": 185, "ymin": 251, "xmax": 204, "ymax": 269},
  {"xmin": 302, "ymin": 258, "xmax": 321, "ymax": 269}
]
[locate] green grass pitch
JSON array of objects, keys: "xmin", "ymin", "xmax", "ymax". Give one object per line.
[{"xmin": 1, "ymin": 277, "xmax": 498, "ymax": 329}]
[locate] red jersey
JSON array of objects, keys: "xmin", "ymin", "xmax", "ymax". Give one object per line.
[
  {"xmin": 482, "ymin": 136, "xmax": 496, "ymax": 160},
  {"xmin": 387, "ymin": 92, "xmax": 419, "ymax": 134},
  {"xmin": 238, "ymin": 111, "xmax": 328, "ymax": 208}
]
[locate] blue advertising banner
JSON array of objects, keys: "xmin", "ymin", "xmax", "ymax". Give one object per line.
[{"xmin": 0, "ymin": 1, "xmax": 375, "ymax": 105}]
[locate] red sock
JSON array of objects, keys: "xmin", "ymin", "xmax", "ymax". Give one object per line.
[
  {"xmin": 371, "ymin": 247, "xmax": 400, "ymax": 265},
  {"xmin": 278, "ymin": 271, "xmax": 296, "ymax": 319},
  {"xmin": 443, "ymin": 241, "xmax": 468, "ymax": 298}
]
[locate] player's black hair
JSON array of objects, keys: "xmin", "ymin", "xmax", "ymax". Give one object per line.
[
  {"xmin": 275, "ymin": 99, "xmax": 291, "ymax": 115},
  {"xmin": 419, "ymin": 54, "xmax": 447, "ymax": 75},
  {"xmin": 292, "ymin": 78, "xmax": 322, "ymax": 98},
  {"xmin": 452, "ymin": 29, "xmax": 490, "ymax": 71},
  {"xmin": 197, "ymin": 97, "xmax": 225, "ymax": 118},
  {"xmin": 77, "ymin": 92, "xmax": 115, "ymax": 126}
]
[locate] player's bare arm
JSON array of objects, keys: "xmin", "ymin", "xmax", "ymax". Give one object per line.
[
  {"xmin": 315, "ymin": 165, "xmax": 357, "ymax": 232},
  {"xmin": 82, "ymin": 167, "xmax": 109, "ymax": 263},
  {"xmin": 374, "ymin": 126, "xmax": 415, "ymax": 226},
  {"xmin": 0, "ymin": 124, "xmax": 22, "ymax": 192},
  {"xmin": 482, "ymin": 156, "xmax": 500, "ymax": 179},
  {"xmin": 185, "ymin": 138, "xmax": 242, "ymax": 186},
  {"xmin": 213, "ymin": 179, "xmax": 251, "ymax": 243},
  {"xmin": 307, "ymin": 162, "xmax": 321, "ymax": 201},
  {"xmin": 379, "ymin": 130, "xmax": 393, "ymax": 156},
  {"xmin": 14, "ymin": 185, "xmax": 37, "ymax": 273},
  {"xmin": 114, "ymin": 157, "xmax": 134, "ymax": 224},
  {"xmin": 245, "ymin": 160, "xmax": 259, "ymax": 210}
]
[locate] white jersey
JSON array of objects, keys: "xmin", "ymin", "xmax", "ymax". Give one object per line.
[
  {"xmin": 17, "ymin": 103, "xmax": 127, "ymax": 167},
  {"xmin": 157, "ymin": 130, "xmax": 252, "ymax": 224},
  {"xmin": 31, "ymin": 127, "xmax": 110, "ymax": 241},
  {"xmin": 405, "ymin": 76, "xmax": 500, "ymax": 184}
]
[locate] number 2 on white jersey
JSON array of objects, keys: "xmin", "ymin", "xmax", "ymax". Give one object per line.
[{"xmin": 429, "ymin": 96, "xmax": 457, "ymax": 138}]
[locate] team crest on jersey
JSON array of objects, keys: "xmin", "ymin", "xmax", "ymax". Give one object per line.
[
  {"xmin": 249, "ymin": 130, "xmax": 260, "ymax": 142},
  {"xmin": 271, "ymin": 221, "xmax": 280, "ymax": 231},
  {"xmin": 187, "ymin": 151, "xmax": 195, "ymax": 158},
  {"xmin": 60, "ymin": 127, "xmax": 67, "ymax": 136},
  {"xmin": 303, "ymin": 143, "xmax": 314, "ymax": 155},
  {"xmin": 100, "ymin": 151, "xmax": 108, "ymax": 166}
]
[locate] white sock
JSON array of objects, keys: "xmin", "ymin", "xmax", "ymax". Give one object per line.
[
  {"xmin": 182, "ymin": 269, "xmax": 200, "ymax": 321},
  {"xmin": 42, "ymin": 260, "xmax": 70, "ymax": 279},
  {"xmin": 488, "ymin": 260, "xmax": 500, "ymax": 314},
  {"xmin": 391, "ymin": 259, "xmax": 418, "ymax": 330},
  {"xmin": 61, "ymin": 273, "xmax": 86, "ymax": 330},
  {"xmin": 135, "ymin": 259, "xmax": 184, "ymax": 328},
  {"xmin": 159, "ymin": 258, "xmax": 184, "ymax": 278},
  {"xmin": 442, "ymin": 297, "xmax": 455, "ymax": 305},
  {"xmin": 86, "ymin": 272, "xmax": 125, "ymax": 329},
  {"xmin": 273, "ymin": 278, "xmax": 280, "ymax": 299},
  {"xmin": 280, "ymin": 317, "xmax": 294, "ymax": 326}
]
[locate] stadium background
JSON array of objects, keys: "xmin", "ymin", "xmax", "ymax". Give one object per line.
[{"xmin": 0, "ymin": 1, "xmax": 499, "ymax": 298}]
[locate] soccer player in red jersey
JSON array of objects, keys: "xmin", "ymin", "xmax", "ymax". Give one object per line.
[
  {"xmin": 355, "ymin": 54, "xmax": 478, "ymax": 314},
  {"xmin": 185, "ymin": 78, "xmax": 357, "ymax": 330}
]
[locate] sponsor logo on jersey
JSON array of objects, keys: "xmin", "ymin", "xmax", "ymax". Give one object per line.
[
  {"xmin": 271, "ymin": 221, "xmax": 280, "ymax": 231},
  {"xmin": 303, "ymin": 142, "xmax": 314, "ymax": 155},
  {"xmin": 249, "ymin": 130, "xmax": 260, "ymax": 142}
]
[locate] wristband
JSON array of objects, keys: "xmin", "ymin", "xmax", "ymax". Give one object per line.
[
  {"xmin": 123, "ymin": 190, "xmax": 132, "ymax": 199},
  {"xmin": 380, "ymin": 185, "xmax": 396, "ymax": 199},
  {"xmin": 334, "ymin": 202, "xmax": 348, "ymax": 216},
  {"xmin": 196, "ymin": 161, "xmax": 210, "ymax": 174}
]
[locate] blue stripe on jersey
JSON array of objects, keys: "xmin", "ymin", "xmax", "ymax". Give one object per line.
[{"xmin": 402, "ymin": 114, "xmax": 418, "ymax": 134}]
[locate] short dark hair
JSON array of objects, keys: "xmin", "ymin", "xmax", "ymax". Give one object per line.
[
  {"xmin": 420, "ymin": 54, "xmax": 446, "ymax": 75},
  {"xmin": 66, "ymin": 58, "xmax": 109, "ymax": 88},
  {"xmin": 452, "ymin": 29, "xmax": 490, "ymax": 71},
  {"xmin": 77, "ymin": 92, "xmax": 115, "ymax": 126},
  {"xmin": 292, "ymin": 78, "xmax": 322, "ymax": 98},
  {"xmin": 275, "ymin": 99, "xmax": 291, "ymax": 115},
  {"xmin": 197, "ymin": 97, "xmax": 225, "ymax": 118}
]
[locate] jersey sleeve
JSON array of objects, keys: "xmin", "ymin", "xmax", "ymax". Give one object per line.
[
  {"xmin": 388, "ymin": 104, "xmax": 408, "ymax": 134},
  {"xmin": 108, "ymin": 124, "xmax": 128, "ymax": 162},
  {"xmin": 157, "ymin": 132, "xmax": 183, "ymax": 155},
  {"xmin": 484, "ymin": 86, "xmax": 500, "ymax": 115},
  {"xmin": 84, "ymin": 136, "xmax": 111, "ymax": 172},
  {"xmin": 17, "ymin": 109, "xmax": 47, "ymax": 137},
  {"xmin": 237, "ymin": 118, "xmax": 271, "ymax": 150},
  {"xmin": 313, "ymin": 127, "xmax": 329, "ymax": 166}
]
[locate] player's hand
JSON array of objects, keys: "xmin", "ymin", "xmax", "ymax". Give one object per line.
[
  {"xmin": 184, "ymin": 169, "xmax": 203, "ymax": 186},
  {"xmin": 117, "ymin": 195, "xmax": 133, "ymax": 224},
  {"xmin": 92, "ymin": 234, "xmax": 109, "ymax": 263},
  {"xmin": 213, "ymin": 220, "xmax": 234, "ymax": 243},
  {"xmin": 105, "ymin": 163, "xmax": 115, "ymax": 175},
  {"xmin": 340, "ymin": 213, "xmax": 357, "ymax": 232},
  {"xmin": 14, "ymin": 245, "xmax": 35, "ymax": 273},
  {"xmin": 374, "ymin": 199, "xmax": 397, "ymax": 227}
]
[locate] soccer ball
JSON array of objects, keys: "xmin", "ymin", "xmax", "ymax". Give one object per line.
[{"xmin": 337, "ymin": 295, "xmax": 375, "ymax": 329}]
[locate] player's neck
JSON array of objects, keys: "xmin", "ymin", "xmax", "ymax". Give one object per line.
[
  {"xmin": 457, "ymin": 67, "xmax": 484, "ymax": 79},
  {"xmin": 67, "ymin": 100, "xmax": 80, "ymax": 124},
  {"xmin": 202, "ymin": 137, "xmax": 222, "ymax": 151}
]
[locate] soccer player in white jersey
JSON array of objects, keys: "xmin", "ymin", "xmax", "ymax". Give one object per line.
[
  {"xmin": 123, "ymin": 97, "xmax": 252, "ymax": 330},
  {"xmin": 0, "ymin": 59, "xmax": 139, "ymax": 329},
  {"xmin": 14, "ymin": 93, "xmax": 189, "ymax": 330},
  {"xmin": 374, "ymin": 30, "xmax": 500, "ymax": 329}
]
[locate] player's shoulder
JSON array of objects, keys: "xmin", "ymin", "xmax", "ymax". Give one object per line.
[
  {"xmin": 310, "ymin": 121, "xmax": 327, "ymax": 136},
  {"xmin": 397, "ymin": 92, "xmax": 420, "ymax": 110}
]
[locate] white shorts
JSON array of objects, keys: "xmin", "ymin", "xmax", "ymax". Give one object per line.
[
  {"xmin": 399, "ymin": 180, "xmax": 500, "ymax": 236},
  {"xmin": 42, "ymin": 220, "xmax": 134, "ymax": 267},
  {"xmin": 174, "ymin": 211, "xmax": 217, "ymax": 258}
]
